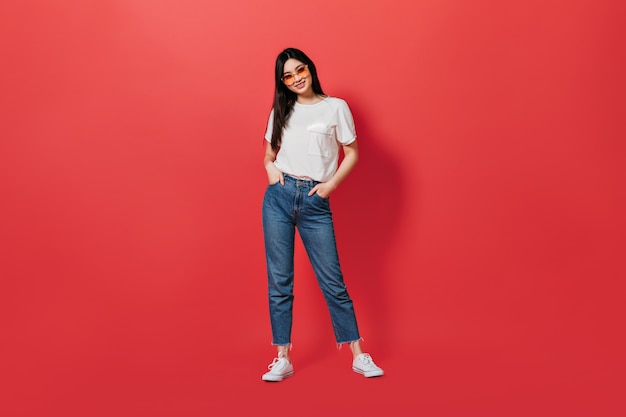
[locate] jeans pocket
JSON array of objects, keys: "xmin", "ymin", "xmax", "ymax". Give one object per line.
[{"xmin": 313, "ymin": 192, "xmax": 329, "ymax": 201}]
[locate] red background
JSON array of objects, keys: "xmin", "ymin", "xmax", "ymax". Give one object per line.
[{"xmin": 1, "ymin": 1, "xmax": 624, "ymax": 416}]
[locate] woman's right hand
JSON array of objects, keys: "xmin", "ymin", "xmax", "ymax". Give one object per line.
[
  {"xmin": 264, "ymin": 142, "xmax": 284, "ymax": 185},
  {"xmin": 266, "ymin": 162, "xmax": 284, "ymax": 186}
]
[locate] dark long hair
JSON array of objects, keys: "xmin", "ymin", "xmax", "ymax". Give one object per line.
[{"xmin": 270, "ymin": 48, "xmax": 325, "ymax": 151}]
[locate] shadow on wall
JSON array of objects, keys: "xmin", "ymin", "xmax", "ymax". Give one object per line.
[{"xmin": 332, "ymin": 99, "xmax": 408, "ymax": 350}]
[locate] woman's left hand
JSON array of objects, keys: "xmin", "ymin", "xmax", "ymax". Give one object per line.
[{"xmin": 308, "ymin": 182, "xmax": 336, "ymax": 199}]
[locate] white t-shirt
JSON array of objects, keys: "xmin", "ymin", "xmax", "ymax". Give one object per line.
[{"xmin": 264, "ymin": 97, "xmax": 357, "ymax": 182}]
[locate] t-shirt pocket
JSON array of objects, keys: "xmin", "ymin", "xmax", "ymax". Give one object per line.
[{"xmin": 307, "ymin": 125, "xmax": 334, "ymax": 158}]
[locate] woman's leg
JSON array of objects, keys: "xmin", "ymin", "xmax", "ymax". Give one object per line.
[
  {"xmin": 349, "ymin": 340, "xmax": 364, "ymax": 359},
  {"xmin": 297, "ymin": 192, "xmax": 361, "ymax": 346},
  {"xmin": 262, "ymin": 182, "xmax": 297, "ymax": 349}
]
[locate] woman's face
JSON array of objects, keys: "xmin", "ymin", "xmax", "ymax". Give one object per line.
[{"xmin": 282, "ymin": 58, "xmax": 312, "ymax": 96}]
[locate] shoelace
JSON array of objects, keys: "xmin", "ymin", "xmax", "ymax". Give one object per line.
[
  {"xmin": 267, "ymin": 357, "xmax": 286, "ymax": 371},
  {"xmin": 358, "ymin": 354, "xmax": 376, "ymax": 369}
]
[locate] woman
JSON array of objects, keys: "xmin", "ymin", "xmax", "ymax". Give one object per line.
[{"xmin": 261, "ymin": 48, "xmax": 384, "ymax": 381}]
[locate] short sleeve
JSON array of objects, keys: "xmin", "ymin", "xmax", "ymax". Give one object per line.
[
  {"xmin": 264, "ymin": 109, "xmax": 274, "ymax": 142},
  {"xmin": 335, "ymin": 100, "xmax": 356, "ymax": 145}
]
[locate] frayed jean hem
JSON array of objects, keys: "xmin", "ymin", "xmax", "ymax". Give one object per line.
[{"xmin": 336, "ymin": 337, "xmax": 364, "ymax": 350}]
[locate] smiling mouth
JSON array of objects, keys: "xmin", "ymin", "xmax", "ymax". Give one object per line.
[{"xmin": 293, "ymin": 80, "xmax": 306, "ymax": 88}]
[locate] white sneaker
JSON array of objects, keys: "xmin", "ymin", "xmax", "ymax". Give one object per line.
[
  {"xmin": 262, "ymin": 353, "xmax": 294, "ymax": 382},
  {"xmin": 352, "ymin": 353, "xmax": 384, "ymax": 378}
]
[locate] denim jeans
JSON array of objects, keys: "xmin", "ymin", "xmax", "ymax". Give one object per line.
[{"xmin": 262, "ymin": 174, "xmax": 361, "ymax": 345}]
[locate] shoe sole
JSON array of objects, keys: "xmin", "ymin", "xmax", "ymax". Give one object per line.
[
  {"xmin": 352, "ymin": 366, "xmax": 384, "ymax": 378},
  {"xmin": 262, "ymin": 370, "xmax": 294, "ymax": 382}
]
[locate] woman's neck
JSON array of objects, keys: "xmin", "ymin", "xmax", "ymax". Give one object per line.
[{"xmin": 296, "ymin": 93, "xmax": 325, "ymax": 105}]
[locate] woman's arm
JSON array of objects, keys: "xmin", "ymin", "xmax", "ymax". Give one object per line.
[
  {"xmin": 264, "ymin": 141, "xmax": 284, "ymax": 185},
  {"xmin": 309, "ymin": 140, "xmax": 359, "ymax": 198}
]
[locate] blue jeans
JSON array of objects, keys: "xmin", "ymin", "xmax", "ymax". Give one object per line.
[{"xmin": 262, "ymin": 174, "xmax": 361, "ymax": 345}]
